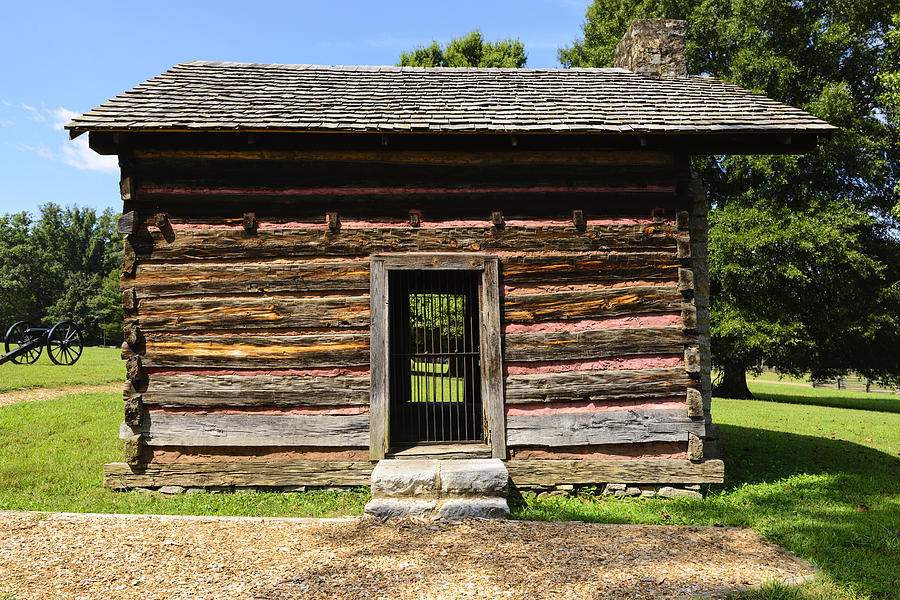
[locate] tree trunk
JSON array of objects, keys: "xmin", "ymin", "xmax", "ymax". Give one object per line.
[{"xmin": 716, "ymin": 361, "xmax": 754, "ymax": 399}]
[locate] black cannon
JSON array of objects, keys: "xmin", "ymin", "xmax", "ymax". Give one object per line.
[{"xmin": 0, "ymin": 321, "xmax": 83, "ymax": 366}]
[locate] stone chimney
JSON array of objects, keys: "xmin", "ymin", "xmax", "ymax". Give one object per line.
[{"xmin": 614, "ymin": 19, "xmax": 687, "ymax": 78}]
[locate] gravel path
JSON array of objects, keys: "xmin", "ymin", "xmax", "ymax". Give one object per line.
[
  {"xmin": 0, "ymin": 383, "xmax": 120, "ymax": 407},
  {"xmin": 0, "ymin": 511, "xmax": 816, "ymax": 599}
]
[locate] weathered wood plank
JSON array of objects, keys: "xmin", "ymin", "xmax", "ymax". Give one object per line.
[
  {"xmin": 133, "ymin": 149, "xmax": 676, "ymax": 167},
  {"xmin": 123, "ymin": 435, "xmax": 143, "ymax": 465},
  {"xmin": 681, "ymin": 304, "xmax": 697, "ymax": 330},
  {"xmin": 503, "ymin": 286, "xmax": 681, "ymax": 323},
  {"xmin": 120, "ymin": 177, "xmax": 134, "ymax": 202},
  {"xmin": 122, "ymin": 412, "xmax": 370, "ymax": 447},
  {"xmin": 134, "ymin": 164, "xmax": 677, "ymax": 195},
  {"xmin": 506, "ymin": 410, "xmax": 704, "ymax": 446},
  {"xmin": 502, "ymin": 252, "xmax": 678, "ymax": 286},
  {"xmin": 129, "ymin": 224, "xmax": 679, "ymax": 262},
  {"xmin": 122, "ymin": 288, "xmax": 137, "ymax": 310},
  {"xmin": 118, "ymin": 210, "xmax": 139, "ymax": 234},
  {"xmin": 130, "ymin": 260, "xmax": 371, "ymax": 298},
  {"xmin": 140, "ymin": 333, "xmax": 370, "ymax": 368},
  {"xmin": 128, "ymin": 252, "xmax": 679, "ymax": 300},
  {"xmin": 688, "ymin": 433, "xmax": 704, "ymax": 461},
  {"xmin": 504, "ymin": 368, "xmax": 693, "ymax": 403},
  {"xmin": 677, "ymin": 267, "xmax": 694, "ymax": 291},
  {"xmin": 134, "ymin": 374, "xmax": 371, "ymax": 407},
  {"xmin": 124, "ymin": 396, "xmax": 143, "ymax": 426},
  {"xmin": 138, "ymin": 296, "xmax": 370, "ymax": 331},
  {"xmin": 369, "ymin": 258, "xmax": 389, "ymax": 460},
  {"xmin": 685, "ymin": 388, "xmax": 703, "ymax": 417},
  {"xmin": 505, "ymin": 459, "xmax": 724, "ymax": 486},
  {"xmin": 481, "ymin": 258, "xmax": 505, "ymax": 459},
  {"xmin": 122, "ymin": 237, "xmax": 136, "ymax": 277},
  {"xmin": 103, "ymin": 458, "xmax": 723, "ymax": 489},
  {"xmin": 685, "ymin": 346, "xmax": 700, "ymax": 373},
  {"xmin": 374, "ymin": 253, "xmax": 488, "ymax": 271},
  {"xmin": 504, "ymin": 327, "xmax": 691, "ymax": 362},
  {"xmin": 103, "ymin": 461, "xmax": 374, "ymax": 490}
]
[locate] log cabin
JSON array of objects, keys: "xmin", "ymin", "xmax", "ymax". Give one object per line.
[{"xmin": 67, "ymin": 20, "xmax": 834, "ymax": 498}]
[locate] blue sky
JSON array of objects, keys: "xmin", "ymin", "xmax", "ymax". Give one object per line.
[{"xmin": 0, "ymin": 0, "xmax": 589, "ymax": 217}]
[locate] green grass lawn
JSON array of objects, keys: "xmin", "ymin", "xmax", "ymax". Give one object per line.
[
  {"xmin": 0, "ymin": 346, "xmax": 123, "ymax": 392},
  {"xmin": 0, "ymin": 391, "xmax": 369, "ymax": 517},
  {"xmin": 409, "ymin": 373, "xmax": 466, "ymax": 402},
  {"xmin": 0, "ymin": 364, "xmax": 897, "ymax": 599},
  {"xmin": 513, "ymin": 385, "xmax": 900, "ymax": 600}
]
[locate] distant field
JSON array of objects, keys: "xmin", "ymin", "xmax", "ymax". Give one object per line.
[{"xmin": 0, "ymin": 346, "xmax": 122, "ymax": 393}]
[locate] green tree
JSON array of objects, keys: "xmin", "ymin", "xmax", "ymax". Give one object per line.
[
  {"xmin": 0, "ymin": 212, "xmax": 38, "ymax": 328},
  {"xmin": 399, "ymin": 30, "xmax": 526, "ymax": 67},
  {"xmin": 878, "ymin": 12, "xmax": 900, "ymax": 218},
  {"xmin": 561, "ymin": 0, "xmax": 900, "ymax": 396},
  {"xmin": 0, "ymin": 204, "xmax": 123, "ymax": 346}
]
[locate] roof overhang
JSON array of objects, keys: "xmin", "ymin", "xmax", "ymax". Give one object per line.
[{"xmin": 84, "ymin": 129, "xmax": 833, "ymax": 157}]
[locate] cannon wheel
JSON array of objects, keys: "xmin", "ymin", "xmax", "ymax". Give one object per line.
[
  {"xmin": 5, "ymin": 321, "xmax": 42, "ymax": 364},
  {"xmin": 47, "ymin": 321, "xmax": 83, "ymax": 366}
]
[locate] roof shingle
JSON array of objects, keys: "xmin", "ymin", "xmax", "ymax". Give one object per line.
[{"xmin": 66, "ymin": 62, "xmax": 835, "ymax": 135}]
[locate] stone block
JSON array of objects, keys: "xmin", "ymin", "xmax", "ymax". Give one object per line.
[
  {"xmin": 658, "ymin": 486, "xmax": 703, "ymax": 499},
  {"xmin": 370, "ymin": 459, "xmax": 438, "ymax": 498},
  {"xmin": 437, "ymin": 498, "xmax": 510, "ymax": 520},
  {"xmin": 439, "ymin": 458, "xmax": 508, "ymax": 497},
  {"xmin": 157, "ymin": 485, "xmax": 185, "ymax": 495},
  {"xmin": 603, "ymin": 483, "xmax": 626, "ymax": 495},
  {"xmin": 364, "ymin": 499, "xmax": 436, "ymax": 519}
]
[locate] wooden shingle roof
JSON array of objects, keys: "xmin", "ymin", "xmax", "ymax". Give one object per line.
[{"xmin": 66, "ymin": 61, "xmax": 835, "ymax": 136}]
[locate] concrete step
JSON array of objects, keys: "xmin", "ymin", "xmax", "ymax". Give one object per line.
[{"xmin": 364, "ymin": 458, "xmax": 510, "ymax": 519}]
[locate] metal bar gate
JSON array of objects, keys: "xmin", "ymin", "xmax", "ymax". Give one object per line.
[{"xmin": 388, "ymin": 269, "xmax": 483, "ymax": 444}]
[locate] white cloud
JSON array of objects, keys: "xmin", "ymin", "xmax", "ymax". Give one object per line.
[
  {"xmin": 14, "ymin": 103, "xmax": 118, "ymax": 173},
  {"xmin": 21, "ymin": 103, "xmax": 46, "ymax": 122},
  {"xmin": 53, "ymin": 106, "xmax": 118, "ymax": 172},
  {"xmin": 18, "ymin": 143, "xmax": 56, "ymax": 160},
  {"xmin": 0, "ymin": 118, "xmax": 13, "ymax": 127},
  {"xmin": 60, "ymin": 135, "xmax": 118, "ymax": 173}
]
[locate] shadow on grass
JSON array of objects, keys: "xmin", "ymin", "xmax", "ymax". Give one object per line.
[
  {"xmin": 747, "ymin": 385, "xmax": 900, "ymax": 414},
  {"xmin": 718, "ymin": 424, "xmax": 900, "ymax": 490}
]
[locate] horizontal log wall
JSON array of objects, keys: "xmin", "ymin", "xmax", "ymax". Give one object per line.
[
  {"xmin": 118, "ymin": 147, "xmax": 704, "ymax": 473},
  {"xmin": 102, "ymin": 458, "xmax": 725, "ymax": 490}
]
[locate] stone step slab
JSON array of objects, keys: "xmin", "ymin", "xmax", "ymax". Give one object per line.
[
  {"xmin": 364, "ymin": 498, "xmax": 509, "ymax": 520},
  {"xmin": 370, "ymin": 459, "xmax": 438, "ymax": 498},
  {"xmin": 370, "ymin": 458, "xmax": 509, "ymax": 500},
  {"xmin": 437, "ymin": 498, "xmax": 509, "ymax": 520},
  {"xmin": 439, "ymin": 459, "xmax": 508, "ymax": 497},
  {"xmin": 364, "ymin": 499, "xmax": 436, "ymax": 519}
]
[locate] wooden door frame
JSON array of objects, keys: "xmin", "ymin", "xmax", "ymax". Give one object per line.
[{"xmin": 369, "ymin": 253, "xmax": 505, "ymax": 460}]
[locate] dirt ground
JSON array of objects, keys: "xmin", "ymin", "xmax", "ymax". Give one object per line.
[
  {"xmin": 0, "ymin": 383, "xmax": 120, "ymax": 407},
  {"xmin": 0, "ymin": 511, "xmax": 816, "ymax": 600}
]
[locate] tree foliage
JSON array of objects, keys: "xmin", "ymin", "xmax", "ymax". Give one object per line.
[
  {"xmin": 878, "ymin": 12, "xmax": 900, "ymax": 218},
  {"xmin": 561, "ymin": 0, "xmax": 900, "ymax": 393},
  {"xmin": 399, "ymin": 30, "xmax": 526, "ymax": 67},
  {"xmin": 0, "ymin": 204, "xmax": 123, "ymax": 346}
]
